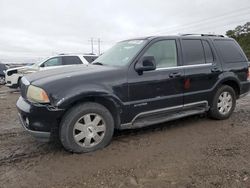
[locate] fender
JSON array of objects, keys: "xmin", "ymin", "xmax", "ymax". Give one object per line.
[
  {"xmin": 215, "ymin": 72, "xmax": 240, "ymax": 88},
  {"xmin": 211, "ymin": 72, "xmax": 241, "ymax": 96},
  {"xmin": 53, "ymin": 83, "xmax": 124, "ymax": 110}
]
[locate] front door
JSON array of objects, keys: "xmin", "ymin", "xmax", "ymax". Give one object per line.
[{"xmin": 126, "ymin": 39, "xmax": 184, "ymax": 123}]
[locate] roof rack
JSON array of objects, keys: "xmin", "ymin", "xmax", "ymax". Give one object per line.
[
  {"xmin": 57, "ymin": 53, "xmax": 97, "ymax": 56},
  {"xmin": 180, "ymin": 33, "xmax": 225, "ymax": 37}
]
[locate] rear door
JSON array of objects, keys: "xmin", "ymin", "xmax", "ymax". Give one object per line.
[{"xmin": 180, "ymin": 38, "xmax": 222, "ymax": 105}]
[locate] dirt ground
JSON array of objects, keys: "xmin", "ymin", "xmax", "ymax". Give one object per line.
[{"xmin": 0, "ymin": 85, "xmax": 250, "ymax": 188}]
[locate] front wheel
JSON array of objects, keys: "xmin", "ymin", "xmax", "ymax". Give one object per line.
[
  {"xmin": 0, "ymin": 76, "xmax": 5, "ymax": 85},
  {"xmin": 60, "ymin": 102, "xmax": 114, "ymax": 153},
  {"xmin": 209, "ymin": 85, "xmax": 236, "ymax": 120}
]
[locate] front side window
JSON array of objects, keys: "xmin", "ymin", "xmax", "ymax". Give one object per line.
[
  {"xmin": 42, "ymin": 57, "xmax": 62, "ymax": 67},
  {"xmin": 93, "ymin": 40, "xmax": 146, "ymax": 66},
  {"xmin": 143, "ymin": 40, "xmax": 177, "ymax": 68},
  {"xmin": 182, "ymin": 39, "xmax": 205, "ymax": 65}
]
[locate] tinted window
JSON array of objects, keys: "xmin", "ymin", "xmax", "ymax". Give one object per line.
[
  {"xmin": 202, "ymin": 40, "xmax": 214, "ymax": 63},
  {"xmin": 63, "ymin": 56, "xmax": 82, "ymax": 65},
  {"xmin": 84, "ymin": 56, "xmax": 97, "ymax": 63},
  {"xmin": 182, "ymin": 39, "xmax": 205, "ymax": 65},
  {"xmin": 144, "ymin": 40, "xmax": 177, "ymax": 68},
  {"xmin": 43, "ymin": 57, "xmax": 62, "ymax": 67},
  {"xmin": 214, "ymin": 40, "xmax": 247, "ymax": 63}
]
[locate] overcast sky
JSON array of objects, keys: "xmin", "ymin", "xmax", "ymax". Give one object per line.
[{"xmin": 0, "ymin": 0, "xmax": 250, "ymax": 63}]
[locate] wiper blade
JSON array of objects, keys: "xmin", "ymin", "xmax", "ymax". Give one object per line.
[{"xmin": 92, "ymin": 62, "xmax": 103, "ymax": 65}]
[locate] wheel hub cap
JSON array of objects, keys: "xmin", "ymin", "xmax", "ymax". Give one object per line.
[
  {"xmin": 217, "ymin": 91, "xmax": 233, "ymax": 115},
  {"xmin": 73, "ymin": 113, "xmax": 106, "ymax": 148}
]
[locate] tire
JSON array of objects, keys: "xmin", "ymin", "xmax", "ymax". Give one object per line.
[
  {"xmin": 209, "ymin": 85, "xmax": 236, "ymax": 120},
  {"xmin": 18, "ymin": 77, "xmax": 22, "ymax": 88},
  {"xmin": 0, "ymin": 76, "xmax": 5, "ymax": 85},
  {"xmin": 59, "ymin": 102, "xmax": 114, "ymax": 153}
]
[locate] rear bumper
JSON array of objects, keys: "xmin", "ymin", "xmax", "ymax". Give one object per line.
[{"xmin": 16, "ymin": 96, "xmax": 64, "ymax": 141}]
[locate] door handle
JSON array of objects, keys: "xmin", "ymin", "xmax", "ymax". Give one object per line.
[
  {"xmin": 169, "ymin": 72, "xmax": 182, "ymax": 78},
  {"xmin": 211, "ymin": 67, "xmax": 220, "ymax": 72}
]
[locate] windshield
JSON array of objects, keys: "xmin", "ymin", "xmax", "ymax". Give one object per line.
[{"xmin": 93, "ymin": 39, "xmax": 146, "ymax": 66}]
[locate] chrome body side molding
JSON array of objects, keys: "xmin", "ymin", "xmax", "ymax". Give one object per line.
[{"xmin": 120, "ymin": 101, "xmax": 209, "ymax": 129}]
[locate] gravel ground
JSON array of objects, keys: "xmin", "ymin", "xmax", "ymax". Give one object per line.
[{"xmin": 0, "ymin": 85, "xmax": 250, "ymax": 188}]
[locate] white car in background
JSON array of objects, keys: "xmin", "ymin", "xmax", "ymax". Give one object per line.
[{"xmin": 5, "ymin": 54, "xmax": 97, "ymax": 88}]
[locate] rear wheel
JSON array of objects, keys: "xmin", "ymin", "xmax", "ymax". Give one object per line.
[
  {"xmin": 209, "ymin": 85, "xmax": 236, "ymax": 120},
  {"xmin": 60, "ymin": 102, "xmax": 114, "ymax": 153}
]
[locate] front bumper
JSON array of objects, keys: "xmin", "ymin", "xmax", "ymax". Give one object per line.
[
  {"xmin": 16, "ymin": 96, "xmax": 64, "ymax": 142},
  {"xmin": 5, "ymin": 74, "xmax": 21, "ymax": 87},
  {"xmin": 18, "ymin": 113, "xmax": 51, "ymax": 142}
]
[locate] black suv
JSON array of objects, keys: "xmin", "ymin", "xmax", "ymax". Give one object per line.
[{"xmin": 17, "ymin": 34, "xmax": 250, "ymax": 153}]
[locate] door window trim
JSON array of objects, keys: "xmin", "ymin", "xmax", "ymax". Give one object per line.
[
  {"xmin": 155, "ymin": 63, "xmax": 212, "ymax": 71},
  {"xmin": 201, "ymin": 39, "xmax": 216, "ymax": 63}
]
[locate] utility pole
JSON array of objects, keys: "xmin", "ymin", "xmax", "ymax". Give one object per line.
[
  {"xmin": 91, "ymin": 38, "xmax": 94, "ymax": 54},
  {"xmin": 97, "ymin": 38, "xmax": 101, "ymax": 55}
]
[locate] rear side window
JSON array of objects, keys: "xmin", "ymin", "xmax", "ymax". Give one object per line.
[
  {"xmin": 63, "ymin": 56, "xmax": 82, "ymax": 65},
  {"xmin": 84, "ymin": 56, "xmax": 98, "ymax": 63},
  {"xmin": 214, "ymin": 40, "xmax": 247, "ymax": 63},
  {"xmin": 202, "ymin": 40, "xmax": 214, "ymax": 63},
  {"xmin": 182, "ymin": 39, "xmax": 205, "ymax": 65}
]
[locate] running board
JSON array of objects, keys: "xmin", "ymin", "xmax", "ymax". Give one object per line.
[{"xmin": 121, "ymin": 101, "xmax": 208, "ymax": 129}]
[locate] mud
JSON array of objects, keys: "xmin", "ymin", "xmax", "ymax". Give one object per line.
[{"xmin": 0, "ymin": 85, "xmax": 249, "ymax": 188}]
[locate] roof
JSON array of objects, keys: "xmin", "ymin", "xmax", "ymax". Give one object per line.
[{"xmin": 121, "ymin": 34, "xmax": 229, "ymax": 42}]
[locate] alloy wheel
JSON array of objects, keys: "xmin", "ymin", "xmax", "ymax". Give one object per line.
[
  {"xmin": 73, "ymin": 113, "xmax": 106, "ymax": 148},
  {"xmin": 217, "ymin": 91, "xmax": 233, "ymax": 115}
]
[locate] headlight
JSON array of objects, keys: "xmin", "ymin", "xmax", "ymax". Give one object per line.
[{"xmin": 27, "ymin": 85, "xmax": 50, "ymax": 103}]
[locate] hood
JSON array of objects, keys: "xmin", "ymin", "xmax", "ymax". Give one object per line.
[
  {"xmin": 7, "ymin": 66, "xmax": 27, "ymax": 72},
  {"xmin": 23, "ymin": 64, "xmax": 127, "ymax": 107},
  {"xmin": 7, "ymin": 66, "xmax": 38, "ymax": 73},
  {"xmin": 25, "ymin": 64, "xmax": 122, "ymax": 86}
]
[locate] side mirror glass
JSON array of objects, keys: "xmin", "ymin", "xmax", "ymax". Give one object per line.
[{"xmin": 135, "ymin": 56, "xmax": 156, "ymax": 73}]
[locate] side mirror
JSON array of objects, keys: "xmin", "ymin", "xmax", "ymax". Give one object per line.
[{"xmin": 135, "ymin": 56, "xmax": 156, "ymax": 73}]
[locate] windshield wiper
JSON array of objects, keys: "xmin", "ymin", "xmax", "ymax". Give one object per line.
[{"xmin": 92, "ymin": 62, "xmax": 103, "ymax": 65}]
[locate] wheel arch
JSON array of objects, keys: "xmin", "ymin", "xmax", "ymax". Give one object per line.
[
  {"xmin": 218, "ymin": 78, "xmax": 240, "ymax": 99},
  {"xmin": 60, "ymin": 95, "xmax": 122, "ymax": 129}
]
